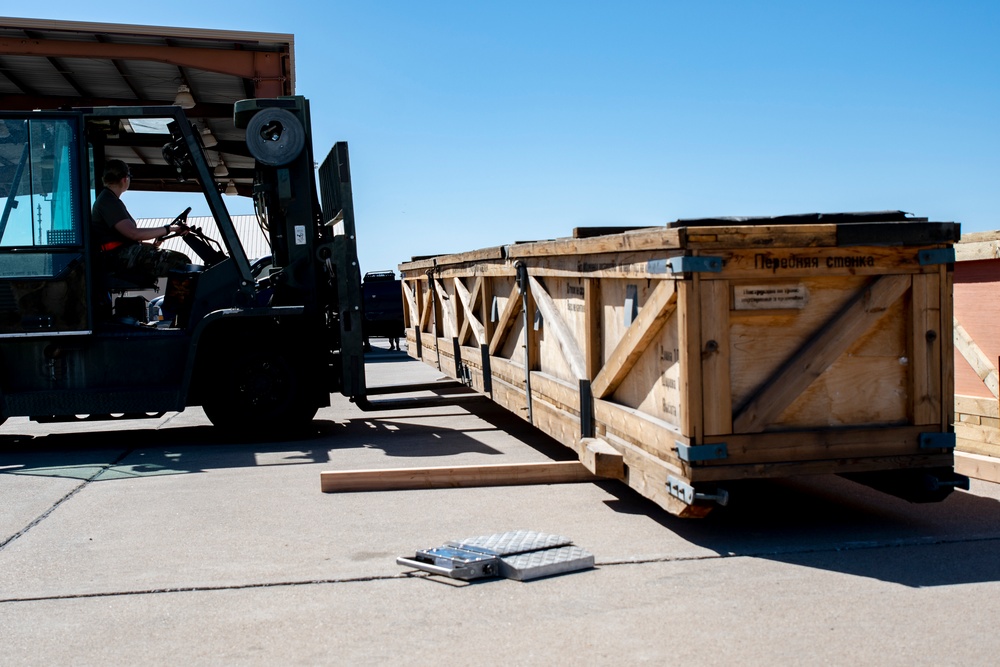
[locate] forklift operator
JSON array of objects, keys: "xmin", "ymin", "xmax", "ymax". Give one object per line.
[{"xmin": 91, "ymin": 159, "xmax": 191, "ymax": 281}]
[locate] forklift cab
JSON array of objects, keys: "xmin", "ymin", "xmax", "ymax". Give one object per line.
[
  {"xmin": 0, "ymin": 113, "xmax": 91, "ymax": 334},
  {"xmin": 6, "ymin": 100, "xmax": 276, "ymax": 326}
]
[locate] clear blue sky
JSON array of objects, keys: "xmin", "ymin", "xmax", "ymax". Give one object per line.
[{"xmin": 7, "ymin": 1, "xmax": 998, "ymax": 274}]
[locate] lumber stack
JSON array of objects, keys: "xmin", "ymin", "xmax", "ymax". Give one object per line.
[
  {"xmin": 399, "ymin": 213, "xmax": 961, "ymax": 516},
  {"xmin": 953, "ymin": 231, "xmax": 1000, "ymax": 483}
]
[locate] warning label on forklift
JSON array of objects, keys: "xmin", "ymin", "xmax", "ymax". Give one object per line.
[{"xmin": 733, "ymin": 284, "xmax": 808, "ymax": 310}]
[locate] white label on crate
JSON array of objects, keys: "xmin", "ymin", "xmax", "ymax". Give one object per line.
[
  {"xmin": 294, "ymin": 225, "xmax": 307, "ymax": 245},
  {"xmin": 734, "ymin": 284, "xmax": 808, "ymax": 310}
]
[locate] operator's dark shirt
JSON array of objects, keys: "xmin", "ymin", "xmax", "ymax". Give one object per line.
[{"xmin": 91, "ymin": 188, "xmax": 137, "ymax": 250}]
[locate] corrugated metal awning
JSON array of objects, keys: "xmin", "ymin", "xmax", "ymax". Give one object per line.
[{"xmin": 0, "ymin": 16, "xmax": 294, "ymax": 196}]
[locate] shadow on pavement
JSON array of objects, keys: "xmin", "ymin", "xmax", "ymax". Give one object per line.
[
  {"xmin": 0, "ymin": 396, "xmax": 569, "ymax": 479},
  {"xmin": 599, "ymin": 474, "xmax": 1000, "ymax": 588}
]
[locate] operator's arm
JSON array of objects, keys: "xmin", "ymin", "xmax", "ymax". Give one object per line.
[{"xmin": 113, "ymin": 218, "xmax": 184, "ymax": 242}]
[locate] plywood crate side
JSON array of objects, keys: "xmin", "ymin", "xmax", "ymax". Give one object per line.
[{"xmin": 402, "ymin": 220, "xmax": 959, "ymax": 515}]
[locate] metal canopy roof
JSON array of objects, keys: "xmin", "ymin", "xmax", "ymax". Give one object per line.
[{"xmin": 0, "ymin": 16, "xmax": 295, "ymax": 195}]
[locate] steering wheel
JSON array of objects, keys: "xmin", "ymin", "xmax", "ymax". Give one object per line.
[
  {"xmin": 160, "ymin": 207, "xmax": 193, "ymax": 241},
  {"xmin": 171, "ymin": 206, "xmax": 192, "ymax": 227},
  {"xmin": 157, "ymin": 207, "xmax": 226, "ymax": 266}
]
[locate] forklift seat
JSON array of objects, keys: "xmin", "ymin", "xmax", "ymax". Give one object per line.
[{"xmin": 104, "ymin": 271, "xmax": 158, "ymax": 294}]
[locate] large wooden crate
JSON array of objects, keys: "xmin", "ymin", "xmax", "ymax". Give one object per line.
[
  {"xmin": 399, "ymin": 214, "xmax": 962, "ymax": 516},
  {"xmin": 953, "ymin": 231, "xmax": 1000, "ymax": 483}
]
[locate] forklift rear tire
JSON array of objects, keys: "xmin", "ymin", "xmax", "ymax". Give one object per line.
[{"xmin": 202, "ymin": 351, "xmax": 319, "ymax": 435}]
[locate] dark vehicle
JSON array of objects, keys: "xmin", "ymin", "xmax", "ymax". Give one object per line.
[
  {"xmin": 0, "ymin": 97, "xmax": 371, "ymax": 432},
  {"xmin": 362, "ymin": 271, "xmax": 404, "ymax": 350}
]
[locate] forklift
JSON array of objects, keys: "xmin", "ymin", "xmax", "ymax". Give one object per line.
[{"xmin": 0, "ymin": 96, "xmax": 443, "ymax": 432}]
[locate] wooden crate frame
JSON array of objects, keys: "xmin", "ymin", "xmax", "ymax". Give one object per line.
[
  {"xmin": 400, "ymin": 220, "xmax": 959, "ymax": 516},
  {"xmin": 953, "ymin": 232, "xmax": 1000, "ymax": 483}
]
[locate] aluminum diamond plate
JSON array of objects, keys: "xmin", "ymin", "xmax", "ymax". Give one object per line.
[
  {"xmin": 499, "ymin": 545, "xmax": 595, "ymax": 581},
  {"xmin": 451, "ymin": 530, "xmax": 573, "ymax": 556}
]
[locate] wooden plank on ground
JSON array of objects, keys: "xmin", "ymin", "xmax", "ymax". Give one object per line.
[{"xmin": 320, "ymin": 461, "xmax": 598, "ymax": 493}]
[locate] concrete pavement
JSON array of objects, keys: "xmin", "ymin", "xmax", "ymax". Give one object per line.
[{"xmin": 3, "ymin": 343, "xmax": 1000, "ymax": 665}]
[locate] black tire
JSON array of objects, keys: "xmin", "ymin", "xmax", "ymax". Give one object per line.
[{"xmin": 202, "ymin": 351, "xmax": 319, "ymax": 435}]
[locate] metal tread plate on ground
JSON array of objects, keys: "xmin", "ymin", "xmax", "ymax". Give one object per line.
[{"xmin": 398, "ymin": 530, "xmax": 594, "ymax": 582}]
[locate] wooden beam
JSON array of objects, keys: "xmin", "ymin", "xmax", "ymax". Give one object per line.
[
  {"xmin": 528, "ymin": 275, "xmax": 588, "ymax": 380},
  {"xmin": 479, "ymin": 277, "xmax": 494, "ymax": 343},
  {"xmin": 955, "ymin": 451, "xmax": 1000, "ymax": 484},
  {"xmin": 401, "ymin": 280, "xmax": 418, "ymax": 329},
  {"xmin": 954, "ymin": 317, "xmax": 999, "ymax": 398},
  {"xmin": 457, "ymin": 276, "xmax": 484, "ymax": 345},
  {"xmin": 418, "ymin": 279, "xmax": 434, "ymax": 331},
  {"xmin": 909, "ymin": 273, "xmax": 939, "ymax": 425},
  {"xmin": 580, "ymin": 438, "xmax": 626, "ymax": 480},
  {"xmin": 320, "ymin": 461, "xmax": 598, "ymax": 493},
  {"xmin": 433, "ymin": 279, "xmax": 459, "ymax": 340},
  {"xmin": 489, "ymin": 284, "xmax": 524, "ymax": 356},
  {"xmin": 679, "ymin": 278, "xmax": 703, "ymax": 442},
  {"xmin": 941, "ymin": 265, "xmax": 955, "ymax": 432},
  {"xmin": 454, "ymin": 277, "xmax": 487, "ymax": 346},
  {"xmin": 956, "ymin": 394, "xmax": 999, "ymax": 419},
  {"xmin": 700, "ymin": 278, "xmax": 732, "ymax": 435},
  {"xmin": 733, "ymin": 274, "xmax": 912, "ymax": 433},
  {"xmin": 0, "ymin": 38, "xmax": 289, "ymax": 91},
  {"xmin": 591, "ymin": 280, "xmax": 678, "ymax": 399}
]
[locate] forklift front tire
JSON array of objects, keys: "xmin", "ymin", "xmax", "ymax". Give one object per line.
[{"xmin": 202, "ymin": 351, "xmax": 318, "ymax": 435}]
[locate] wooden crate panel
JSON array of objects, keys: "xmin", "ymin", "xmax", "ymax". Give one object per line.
[{"xmin": 402, "ymin": 218, "xmax": 959, "ymax": 515}]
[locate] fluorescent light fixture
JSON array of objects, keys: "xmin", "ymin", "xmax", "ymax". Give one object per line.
[
  {"xmin": 173, "ymin": 85, "xmax": 195, "ymax": 109},
  {"xmin": 200, "ymin": 127, "xmax": 218, "ymax": 147}
]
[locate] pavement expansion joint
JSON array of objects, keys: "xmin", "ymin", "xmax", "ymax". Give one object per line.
[{"xmin": 0, "ymin": 448, "xmax": 134, "ymax": 552}]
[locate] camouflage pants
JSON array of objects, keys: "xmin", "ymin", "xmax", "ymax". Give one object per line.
[{"xmin": 108, "ymin": 243, "xmax": 191, "ymax": 278}]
